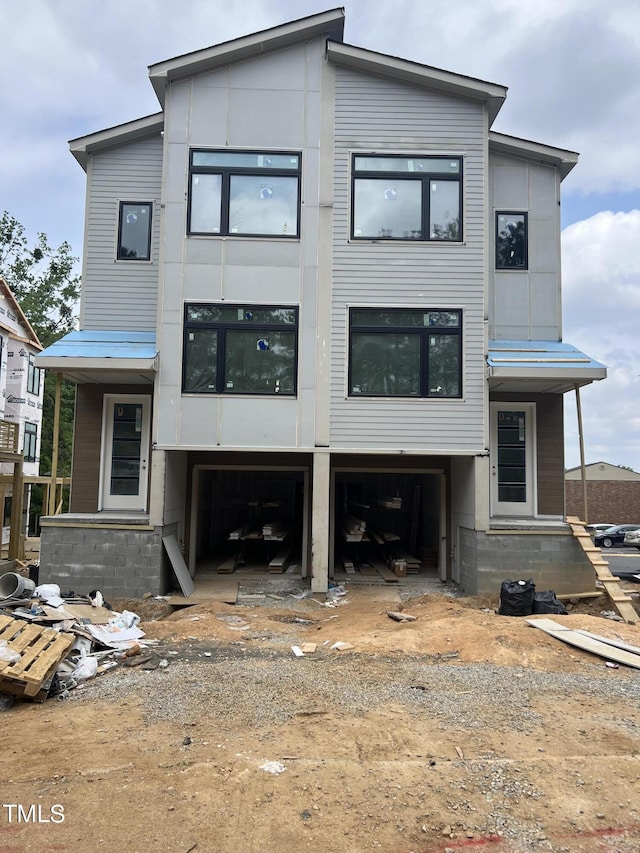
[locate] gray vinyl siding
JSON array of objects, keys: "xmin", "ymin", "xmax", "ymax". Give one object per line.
[
  {"xmin": 489, "ymin": 153, "xmax": 561, "ymax": 341},
  {"xmin": 330, "ymin": 67, "xmax": 486, "ymax": 451},
  {"xmin": 82, "ymin": 135, "xmax": 163, "ymax": 331}
]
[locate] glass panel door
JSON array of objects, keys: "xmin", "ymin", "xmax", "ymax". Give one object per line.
[
  {"xmin": 101, "ymin": 396, "xmax": 150, "ymax": 511},
  {"xmin": 490, "ymin": 404, "xmax": 535, "ymax": 517}
]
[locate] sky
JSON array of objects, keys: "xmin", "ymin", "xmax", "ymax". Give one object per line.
[{"xmin": 1, "ymin": 0, "xmax": 639, "ymax": 471}]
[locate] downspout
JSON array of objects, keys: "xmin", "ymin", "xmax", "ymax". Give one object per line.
[{"xmin": 575, "ymin": 384, "xmax": 588, "ymax": 524}]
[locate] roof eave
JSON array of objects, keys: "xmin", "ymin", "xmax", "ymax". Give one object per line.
[
  {"xmin": 326, "ymin": 41, "xmax": 507, "ymax": 124},
  {"xmin": 0, "ymin": 277, "xmax": 42, "ymax": 349},
  {"xmin": 148, "ymin": 8, "xmax": 346, "ymax": 106},
  {"xmin": 489, "ymin": 131, "xmax": 579, "ymax": 180},
  {"xmin": 69, "ymin": 113, "xmax": 165, "ymax": 170}
]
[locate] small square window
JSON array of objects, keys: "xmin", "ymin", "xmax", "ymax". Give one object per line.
[
  {"xmin": 117, "ymin": 202, "xmax": 152, "ymax": 260},
  {"xmin": 27, "ymin": 354, "xmax": 40, "ymax": 395},
  {"xmin": 496, "ymin": 212, "xmax": 527, "ymax": 269},
  {"xmin": 24, "ymin": 422, "xmax": 37, "ymax": 463}
]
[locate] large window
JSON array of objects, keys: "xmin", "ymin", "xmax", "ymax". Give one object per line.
[
  {"xmin": 352, "ymin": 155, "xmax": 462, "ymax": 242},
  {"xmin": 183, "ymin": 304, "xmax": 298, "ymax": 395},
  {"xmin": 349, "ymin": 308, "xmax": 462, "ymax": 398},
  {"xmin": 27, "ymin": 354, "xmax": 41, "ymax": 395},
  {"xmin": 496, "ymin": 212, "xmax": 527, "ymax": 269},
  {"xmin": 188, "ymin": 151, "xmax": 301, "ymax": 238},
  {"xmin": 24, "ymin": 422, "xmax": 37, "ymax": 462},
  {"xmin": 117, "ymin": 202, "xmax": 152, "ymax": 260}
]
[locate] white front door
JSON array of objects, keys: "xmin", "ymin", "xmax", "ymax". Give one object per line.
[
  {"xmin": 100, "ymin": 395, "xmax": 151, "ymax": 511},
  {"xmin": 490, "ymin": 403, "xmax": 535, "ymax": 517}
]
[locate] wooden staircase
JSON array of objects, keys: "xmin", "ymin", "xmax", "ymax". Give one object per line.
[{"xmin": 567, "ymin": 516, "xmax": 638, "ymax": 624}]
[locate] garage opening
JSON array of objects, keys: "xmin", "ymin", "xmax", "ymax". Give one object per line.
[
  {"xmin": 332, "ymin": 468, "xmax": 445, "ymax": 581},
  {"xmin": 190, "ymin": 466, "xmax": 309, "ymax": 578}
]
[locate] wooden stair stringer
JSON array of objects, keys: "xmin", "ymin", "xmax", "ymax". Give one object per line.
[{"xmin": 566, "ymin": 516, "xmax": 638, "ymax": 624}]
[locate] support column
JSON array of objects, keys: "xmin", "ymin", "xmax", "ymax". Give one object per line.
[
  {"xmin": 311, "ymin": 451, "xmax": 330, "ymax": 593},
  {"xmin": 8, "ymin": 457, "xmax": 24, "ymax": 561},
  {"xmin": 149, "ymin": 447, "xmax": 166, "ymax": 527},
  {"xmin": 575, "ymin": 384, "xmax": 588, "ymax": 524},
  {"xmin": 48, "ymin": 373, "xmax": 62, "ymax": 516}
]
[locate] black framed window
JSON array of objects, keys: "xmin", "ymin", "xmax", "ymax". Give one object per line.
[
  {"xmin": 24, "ymin": 422, "xmax": 37, "ymax": 463},
  {"xmin": 27, "ymin": 354, "xmax": 41, "ymax": 395},
  {"xmin": 349, "ymin": 308, "xmax": 462, "ymax": 398},
  {"xmin": 352, "ymin": 155, "xmax": 462, "ymax": 242},
  {"xmin": 117, "ymin": 202, "xmax": 152, "ymax": 260},
  {"xmin": 188, "ymin": 151, "xmax": 301, "ymax": 238},
  {"xmin": 496, "ymin": 212, "xmax": 527, "ymax": 269},
  {"xmin": 183, "ymin": 304, "xmax": 298, "ymax": 395}
]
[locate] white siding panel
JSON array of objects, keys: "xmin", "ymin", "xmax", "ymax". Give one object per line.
[
  {"xmin": 83, "ymin": 135, "xmax": 163, "ymax": 331},
  {"xmin": 489, "ymin": 153, "xmax": 561, "ymax": 340},
  {"xmin": 219, "ymin": 397, "xmax": 298, "ymax": 446},
  {"xmin": 330, "ymin": 67, "xmax": 486, "ymax": 451}
]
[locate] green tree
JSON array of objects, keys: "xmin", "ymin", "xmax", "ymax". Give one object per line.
[
  {"xmin": 0, "ymin": 212, "xmax": 80, "ymax": 525},
  {"xmin": 0, "ymin": 211, "xmax": 80, "ymax": 347}
]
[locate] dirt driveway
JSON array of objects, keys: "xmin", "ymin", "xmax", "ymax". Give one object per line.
[{"xmin": 2, "ymin": 586, "xmax": 639, "ymax": 853}]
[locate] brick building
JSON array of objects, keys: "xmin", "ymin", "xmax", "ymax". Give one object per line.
[{"xmin": 565, "ymin": 462, "xmax": 640, "ymax": 525}]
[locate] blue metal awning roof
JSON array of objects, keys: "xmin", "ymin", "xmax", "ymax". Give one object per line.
[
  {"xmin": 487, "ymin": 340, "xmax": 606, "ymax": 392},
  {"xmin": 35, "ymin": 330, "xmax": 157, "ymax": 384}
]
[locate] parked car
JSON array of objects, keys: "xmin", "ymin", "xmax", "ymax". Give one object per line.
[
  {"xmin": 594, "ymin": 524, "xmax": 640, "ymax": 548},
  {"xmin": 623, "ymin": 529, "xmax": 640, "ymax": 550},
  {"xmin": 585, "ymin": 523, "xmax": 617, "ymax": 536}
]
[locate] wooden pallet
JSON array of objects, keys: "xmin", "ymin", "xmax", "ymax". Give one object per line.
[
  {"xmin": 0, "ymin": 614, "xmax": 75, "ymax": 700},
  {"xmin": 566, "ymin": 516, "xmax": 639, "ymax": 625}
]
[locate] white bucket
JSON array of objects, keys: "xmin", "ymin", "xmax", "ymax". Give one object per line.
[{"xmin": 0, "ymin": 572, "xmax": 36, "ymax": 600}]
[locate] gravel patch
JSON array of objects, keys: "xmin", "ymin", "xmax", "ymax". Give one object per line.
[{"xmin": 70, "ymin": 649, "xmax": 640, "ymax": 735}]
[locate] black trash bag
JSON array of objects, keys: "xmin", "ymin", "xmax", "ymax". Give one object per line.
[
  {"xmin": 498, "ymin": 578, "xmax": 536, "ymax": 616},
  {"xmin": 532, "ymin": 590, "xmax": 568, "ymax": 615}
]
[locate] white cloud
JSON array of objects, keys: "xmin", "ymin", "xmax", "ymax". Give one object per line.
[
  {"xmin": 562, "ymin": 211, "xmax": 640, "ymax": 471},
  {"xmin": 2, "ymin": 0, "xmax": 640, "ymax": 472}
]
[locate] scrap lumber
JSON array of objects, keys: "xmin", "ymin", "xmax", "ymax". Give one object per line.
[
  {"xmin": 342, "ymin": 514, "xmax": 366, "ymax": 542},
  {"xmin": 370, "ymin": 561, "xmax": 399, "ymax": 583},
  {"xmin": 0, "ymin": 614, "xmax": 75, "ymax": 700},
  {"xmin": 269, "ymin": 545, "xmax": 292, "ymax": 572},
  {"xmin": 377, "ymin": 496, "xmax": 402, "ymax": 509},
  {"xmin": 217, "ymin": 557, "xmax": 237, "ymax": 574},
  {"xmin": 227, "ymin": 526, "xmax": 245, "ymax": 541},
  {"xmin": 341, "ymin": 553, "xmax": 356, "ymax": 574},
  {"xmin": 263, "ymin": 521, "xmax": 289, "ymax": 541},
  {"xmin": 526, "ymin": 618, "xmax": 640, "ymax": 669},
  {"xmin": 387, "ymin": 611, "xmax": 417, "ymax": 622},
  {"xmin": 566, "ymin": 516, "xmax": 638, "ymax": 624}
]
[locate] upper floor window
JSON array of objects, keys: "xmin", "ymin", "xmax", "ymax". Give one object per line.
[
  {"xmin": 496, "ymin": 212, "xmax": 527, "ymax": 269},
  {"xmin": 27, "ymin": 354, "xmax": 41, "ymax": 396},
  {"xmin": 23, "ymin": 422, "xmax": 37, "ymax": 463},
  {"xmin": 188, "ymin": 151, "xmax": 301, "ymax": 238},
  {"xmin": 117, "ymin": 202, "xmax": 152, "ymax": 260},
  {"xmin": 352, "ymin": 155, "xmax": 462, "ymax": 242},
  {"xmin": 349, "ymin": 308, "xmax": 462, "ymax": 398},
  {"xmin": 183, "ymin": 304, "xmax": 298, "ymax": 395}
]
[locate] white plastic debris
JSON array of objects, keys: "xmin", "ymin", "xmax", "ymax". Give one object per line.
[
  {"xmin": 0, "ymin": 641, "xmax": 20, "ymax": 663},
  {"xmin": 34, "ymin": 583, "xmax": 61, "ymax": 601},
  {"xmin": 260, "ymin": 760, "xmax": 286, "ymax": 775},
  {"xmin": 73, "ymin": 653, "xmax": 98, "ymax": 681},
  {"xmin": 291, "ymin": 646, "xmax": 304, "ymax": 657}
]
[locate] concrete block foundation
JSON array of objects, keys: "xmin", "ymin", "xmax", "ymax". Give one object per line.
[
  {"xmin": 458, "ymin": 525, "xmax": 596, "ymax": 597},
  {"xmin": 39, "ymin": 514, "xmax": 165, "ymax": 599}
]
